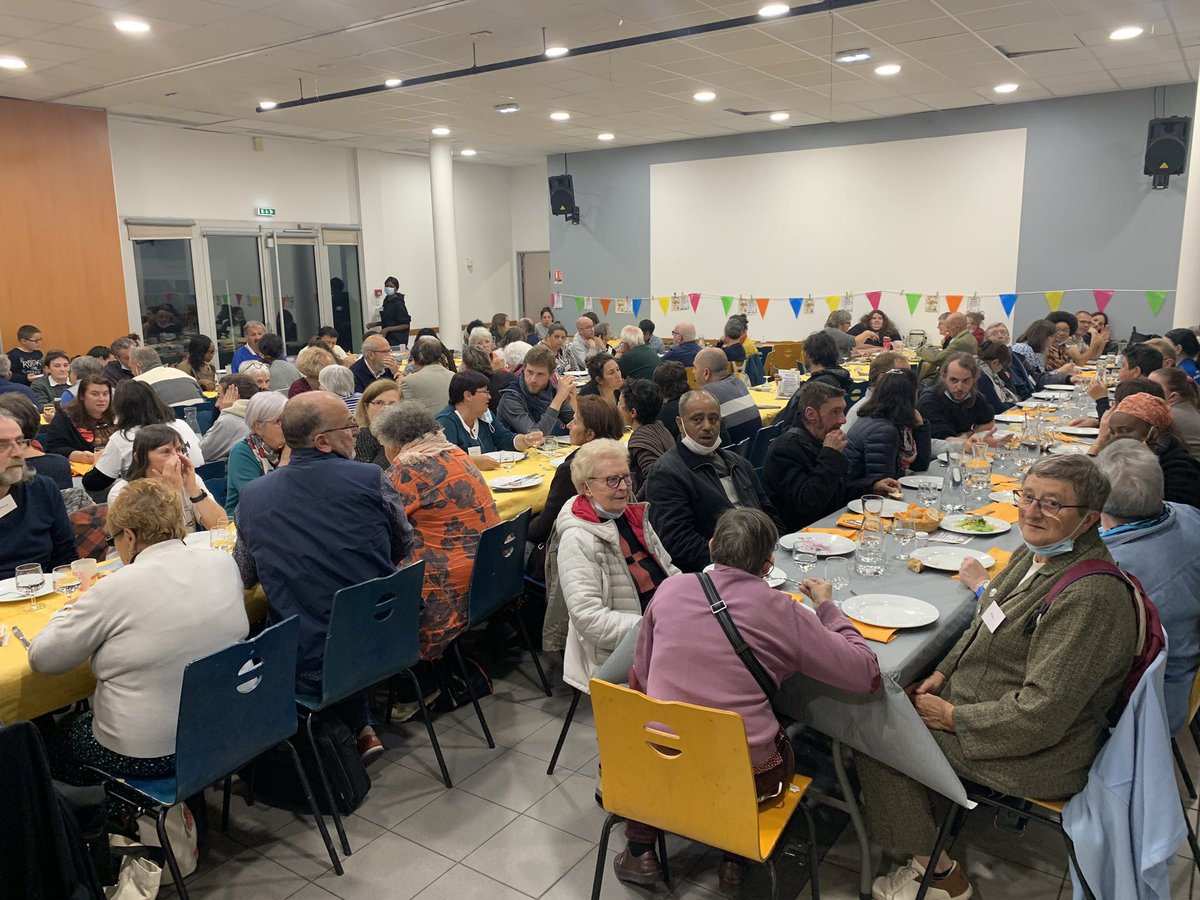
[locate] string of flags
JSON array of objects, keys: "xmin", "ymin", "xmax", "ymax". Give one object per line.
[{"xmin": 549, "ymin": 288, "xmax": 1173, "ymax": 319}]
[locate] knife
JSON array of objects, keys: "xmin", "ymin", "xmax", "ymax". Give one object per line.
[{"xmin": 10, "ymin": 626, "xmax": 30, "ymax": 650}]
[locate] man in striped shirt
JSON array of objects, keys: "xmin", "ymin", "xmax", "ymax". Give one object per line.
[{"xmin": 693, "ymin": 347, "xmax": 761, "ymax": 444}]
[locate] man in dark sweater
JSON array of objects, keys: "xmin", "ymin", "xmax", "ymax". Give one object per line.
[
  {"xmin": 764, "ymin": 381, "xmax": 891, "ymax": 532},
  {"xmin": 775, "ymin": 330, "xmax": 854, "ymax": 431},
  {"xmin": 6, "ymin": 325, "xmax": 44, "ymax": 387},
  {"xmin": 917, "ymin": 352, "xmax": 995, "ymax": 441}
]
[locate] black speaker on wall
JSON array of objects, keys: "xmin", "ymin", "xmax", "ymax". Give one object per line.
[
  {"xmin": 1145, "ymin": 116, "xmax": 1191, "ymax": 189},
  {"xmin": 548, "ymin": 174, "xmax": 580, "ymax": 224}
]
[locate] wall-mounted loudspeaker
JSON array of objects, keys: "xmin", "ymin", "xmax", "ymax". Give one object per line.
[
  {"xmin": 548, "ymin": 174, "xmax": 580, "ymax": 224},
  {"xmin": 1145, "ymin": 116, "xmax": 1191, "ymax": 189}
]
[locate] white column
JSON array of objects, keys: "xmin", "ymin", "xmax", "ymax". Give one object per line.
[
  {"xmin": 1173, "ymin": 84, "xmax": 1200, "ymax": 328},
  {"xmin": 428, "ymin": 138, "xmax": 462, "ymax": 349}
]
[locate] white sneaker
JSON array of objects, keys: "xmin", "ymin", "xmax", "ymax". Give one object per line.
[{"xmin": 872, "ymin": 858, "xmax": 973, "ymax": 900}]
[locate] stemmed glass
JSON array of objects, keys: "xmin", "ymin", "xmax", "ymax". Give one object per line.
[
  {"xmin": 53, "ymin": 565, "xmax": 82, "ymax": 603},
  {"xmin": 792, "ymin": 548, "xmax": 817, "ymax": 574},
  {"xmin": 210, "ymin": 516, "xmax": 234, "ymax": 552},
  {"xmin": 15, "ymin": 563, "xmax": 45, "ymax": 612}
]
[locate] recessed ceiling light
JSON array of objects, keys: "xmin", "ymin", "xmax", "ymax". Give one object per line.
[
  {"xmin": 597, "ymin": 132, "xmax": 615, "ymax": 141},
  {"xmin": 549, "ymin": 111, "xmax": 571, "ymax": 121},
  {"xmin": 693, "ymin": 90, "xmax": 716, "ymax": 102},
  {"xmin": 494, "ymin": 101, "xmax": 520, "ymax": 114},
  {"xmin": 758, "ymin": 3, "xmax": 789, "ymax": 16},
  {"xmin": 460, "ymin": 148, "xmax": 477, "ymax": 157},
  {"xmin": 545, "ymin": 46, "xmax": 569, "ymax": 58},
  {"xmin": 993, "ymin": 83, "xmax": 1018, "ymax": 94},
  {"xmin": 258, "ymin": 100, "xmax": 277, "ymax": 110},
  {"xmin": 431, "ymin": 126, "xmax": 451, "ymax": 136},
  {"xmin": 114, "ymin": 18, "xmax": 150, "ymax": 33},
  {"xmin": 384, "ymin": 78, "xmax": 402, "ymax": 88},
  {"xmin": 1110, "ymin": 25, "xmax": 1144, "ymax": 40},
  {"xmin": 834, "ymin": 49, "xmax": 871, "ymax": 63},
  {"xmin": 875, "ymin": 63, "xmax": 901, "ymax": 76},
  {"xmin": 769, "ymin": 112, "xmax": 790, "ymax": 122},
  {"xmin": 0, "ymin": 56, "xmax": 27, "ymax": 70}
]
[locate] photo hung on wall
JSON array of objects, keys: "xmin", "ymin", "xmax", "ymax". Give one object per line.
[
  {"xmin": 925, "ymin": 295, "xmax": 940, "ymax": 313},
  {"xmin": 803, "ymin": 297, "xmax": 815, "ymax": 314}
]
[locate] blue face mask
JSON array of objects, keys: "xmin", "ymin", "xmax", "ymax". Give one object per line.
[
  {"xmin": 384, "ymin": 286, "xmax": 396, "ymax": 296},
  {"xmin": 1023, "ymin": 520, "xmax": 1088, "ymax": 557}
]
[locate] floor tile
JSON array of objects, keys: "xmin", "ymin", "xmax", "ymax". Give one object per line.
[
  {"xmin": 513, "ymin": 713, "xmax": 599, "ymax": 773},
  {"xmin": 413, "ymin": 863, "xmax": 534, "ymax": 899},
  {"xmin": 435, "ymin": 691, "xmax": 499, "ymax": 727},
  {"xmin": 958, "ymin": 845, "xmax": 1064, "ymax": 899},
  {"xmin": 957, "ymin": 810, "xmax": 1068, "ymax": 878},
  {"xmin": 541, "ymin": 845, "xmax": 649, "ymax": 900},
  {"xmin": 354, "ymin": 761, "xmax": 447, "ymax": 829},
  {"xmin": 508, "ymin": 686, "xmax": 584, "ymax": 719},
  {"xmin": 451, "ymin": 696, "xmax": 557, "ymax": 748},
  {"xmin": 395, "ymin": 722, "xmax": 502, "ymax": 784},
  {"xmin": 525, "ymin": 771, "xmax": 609, "ymax": 841},
  {"xmin": 1181, "ymin": 807, "xmax": 1198, "ymax": 861},
  {"xmin": 285, "ymin": 886, "xmax": 340, "ymax": 899},
  {"xmin": 180, "ymin": 849, "xmax": 309, "ymax": 900},
  {"xmin": 376, "ymin": 716, "xmax": 433, "ymax": 764},
  {"xmin": 314, "ymin": 832, "xmax": 452, "ymax": 900},
  {"xmin": 259, "ymin": 813, "xmax": 385, "ymax": 880},
  {"xmin": 392, "ymin": 788, "xmax": 519, "ymax": 861},
  {"xmin": 208, "ymin": 789, "xmax": 307, "ymax": 851},
  {"xmin": 457, "ymin": 748, "xmax": 570, "ymax": 812},
  {"xmin": 1168, "ymin": 852, "xmax": 1196, "ymax": 900},
  {"xmin": 462, "ymin": 815, "xmax": 593, "ymax": 897}
]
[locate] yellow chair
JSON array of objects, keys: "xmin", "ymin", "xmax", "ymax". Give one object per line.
[
  {"xmin": 686, "ymin": 366, "xmax": 697, "ymax": 389},
  {"xmin": 588, "ymin": 679, "xmax": 820, "ymax": 900},
  {"xmin": 765, "ymin": 341, "xmax": 805, "ymax": 377}
]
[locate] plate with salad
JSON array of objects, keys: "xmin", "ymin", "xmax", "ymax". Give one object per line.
[{"xmin": 938, "ymin": 514, "xmax": 1012, "ymax": 536}]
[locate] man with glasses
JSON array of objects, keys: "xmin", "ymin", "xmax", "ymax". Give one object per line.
[
  {"xmin": 0, "ymin": 410, "xmax": 74, "ymax": 579},
  {"xmin": 563, "ymin": 315, "xmax": 609, "ymax": 371},
  {"xmin": 233, "ymin": 391, "xmax": 414, "ymax": 763},
  {"xmin": 350, "ymin": 335, "xmax": 403, "ymax": 394},
  {"xmin": 7, "ymin": 324, "xmax": 44, "ymax": 387},
  {"xmin": 660, "ymin": 322, "xmax": 702, "ymax": 367}
]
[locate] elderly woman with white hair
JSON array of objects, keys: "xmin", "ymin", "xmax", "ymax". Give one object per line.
[
  {"xmin": 224, "ymin": 390, "xmax": 288, "ymax": 515},
  {"xmin": 616, "ymin": 324, "xmax": 662, "ymax": 382},
  {"xmin": 545, "ymin": 438, "xmax": 677, "ymax": 695},
  {"xmin": 241, "ymin": 360, "xmax": 271, "ymax": 393},
  {"xmin": 318, "ymin": 364, "xmax": 361, "ymax": 414}
]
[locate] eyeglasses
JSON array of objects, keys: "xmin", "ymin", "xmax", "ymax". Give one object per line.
[
  {"xmin": 368, "ymin": 399, "xmax": 397, "ymax": 408},
  {"xmin": 0, "ymin": 438, "xmax": 32, "ymax": 453},
  {"xmin": 588, "ymin": 474, "xmax": 633, "ymax": 490},
  {"xmin": 317, "ymin": 423, "xmax": 359, "ymax": 437},
  {"xmin": 1012, "ymin": 490, "xmax": 1087, "ymax": 517}
]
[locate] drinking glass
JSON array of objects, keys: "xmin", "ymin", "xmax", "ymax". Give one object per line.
[
  {"xmin": 891, "ymin": 514, "xmax": 917, "ymax": 561},
  {"xmin": 53, "ymin": 565, "xmax": 81, "ymax": 602},
  {"xmin": 792, "ymin": 549, "xmax": 817, "ymax": 574},
  {"xmin": 860, "ymin": 494, "xmax": 885, "ymax": 516},
  {"xmin": 210, "ymin": 516, "xmax": 234, "ymax": 552},
  {"xmin": 71, "ymin": 558, "xmax": 97, "ymax": 593},
  {"xmin": 917, "ymin": 481, "xmax": 940, "ymax": 509},
  {"xmin": 825, "ymin": 557, "xmax": 851, "ymax": 604},
  {"xmin": 15, "ymin": 563, "xmax": 45, "ymax": 612}
]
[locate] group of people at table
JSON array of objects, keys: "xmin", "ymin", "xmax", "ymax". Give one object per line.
[{"xmin": 4, "ymin": 300, "xmax": 1200, "ymax": 900}]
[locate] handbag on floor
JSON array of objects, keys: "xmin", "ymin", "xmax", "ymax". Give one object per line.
[{"xmin": 135, "ymin": 804, "xmax": 198, "ymax": 883}]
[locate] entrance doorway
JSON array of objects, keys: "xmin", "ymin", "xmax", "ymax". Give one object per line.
[{"xmin": 519, "ymin": 251, "xmax": 552, "ymax": 323}]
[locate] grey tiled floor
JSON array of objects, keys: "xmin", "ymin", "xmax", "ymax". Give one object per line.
[{"xmin": 167, "ymin": 658, "xmax": 1200, "ymax": 899}]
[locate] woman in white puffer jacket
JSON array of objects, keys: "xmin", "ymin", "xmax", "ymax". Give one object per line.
[{"xmin": 548, "ymin": 438, "xmax": 678, "ymax": 693}]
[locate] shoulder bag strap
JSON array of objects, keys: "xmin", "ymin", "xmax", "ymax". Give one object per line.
[{"xmin": 696, "ymin": 572, "xmax": 777, "ymax": 702}]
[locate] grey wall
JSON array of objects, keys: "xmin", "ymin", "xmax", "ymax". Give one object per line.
[{"xmin": 549, "ymin": 85, "xmax": 1194, "ymax": 340}]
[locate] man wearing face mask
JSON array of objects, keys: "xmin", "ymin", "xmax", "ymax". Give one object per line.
[
  {"xmin": 917, "ymin": 353, "xmax": 995, "ymax": 442},
  {"xmin": 645, "ymin": 390, "xmax": 782, "ymax": 573}
]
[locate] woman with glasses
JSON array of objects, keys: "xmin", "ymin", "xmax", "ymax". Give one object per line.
[
  {"xmin": 435, "ymin": 371, "xmax": 543, "ymax": 469},
  {"xmin": 353, "ymin": 379, "xmax": 401, "ymax": 468},
  {"xmin": 225, "ymin": 391, "xmax": 287, "ymax": 516},
  {"xmin": 545, "ymin": 438, "xmax": 677, "ymax": 698},
  {"xmin": 864, "ymin": 455, "xmax": 1140, "ymax": 900},
  {"xmin": 108, "ymin": 425, "xmax": 225, "ymax": 533}
]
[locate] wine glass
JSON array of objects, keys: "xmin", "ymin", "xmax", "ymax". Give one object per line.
[
  {"xmin": 209, "ymin": 515, "xmax": 234, "ymax": 552},
  {"xmin": 15, "ymin": 563, "xmax": 45, "ymax": 612},
  {"xmin": 792, "ymin": 549, "xmax": 817, "ymax": 574},
  {"xmin": 53, "ymin": 565, "xmax": 82, "ymax": 602}
]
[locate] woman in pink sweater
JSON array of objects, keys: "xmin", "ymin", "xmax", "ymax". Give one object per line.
[{"xmin": 615, "ymin": 508, "xmax": 882, "ymax": 892}]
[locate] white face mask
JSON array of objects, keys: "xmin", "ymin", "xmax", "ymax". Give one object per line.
[
  {"xmin": 681, "ymin": 434, "xmax": 722, "ymax": 456},
  {"xmin": 384, "ymin": 286, "xmax": 396, "ymax": 296}
]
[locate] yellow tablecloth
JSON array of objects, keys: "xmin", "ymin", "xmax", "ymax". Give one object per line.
[
  {"xmin": 483, "ymin": 434, "xmax": 634, "ymax": 520},
  {"xmin": 748, "ymin": 389, "xmax": 787, "ymax": 426}
]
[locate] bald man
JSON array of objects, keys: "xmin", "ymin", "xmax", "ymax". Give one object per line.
[
  {"xmin": 693, "ymin": 347, "xmax": 761, "ymax": 444},
  {"xmin": 661, "ymin": 322, "xmax": 702, "ymax": 367},
  {"xmin": 351, "ymin": 335, "xmax": 402, "ymax": 393},
  {"xmin": 917, "ymin": 312, "xmax": 978, "ymax": 381}
]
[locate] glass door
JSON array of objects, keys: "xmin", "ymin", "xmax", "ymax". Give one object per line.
[
  {"xmin": 323, "ymin": 228, "xmax": 364, "ymax": 352},
  {"xmin": 126, "ymin": 223, "xmax": 198, "ymax": 366},
  {"xmin": 268, "ymin": 233, "xmax": 321, "ymax": 357},
  {"xmin": 202, "ymin": 234, "xmax": 265, "ymax": 370}
]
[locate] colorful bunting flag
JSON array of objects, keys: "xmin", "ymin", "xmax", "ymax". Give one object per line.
[
  {"xmin": 1146, "ymin": 290, "xmax": 1168, "ymax": 316},
  {"xmin": 999, "ymin": 293, "xmax": 1019, "ymax": 317},
  {"xmin": 1044, "ymin": 291, "xmax": 1064, "ymax": 312},
  {"xmin": 658, "ymin": 296, "xmax": 670, "ymax": 317},
  {"xmin": 600, "ymin": 298, "xmax": 611, "ymax": 316},
  {"xmin": 688, "ymin": 292, "xmax": 701, "ymax": 313},
  {"xmin": 789, "ymin": 297, "xmax": 803, "ymax": 318},
  {"xmin": 905, "ymin": 292, "xmax": 922, "ymax": 315},
  {"xmin": 575, "ymin": 296, "xmax": 586, "ymax": 313},
  {"xmin": 1092, "ymin": 290, "xmax": 1113, "ymax": 313},
  {"xmin": 945, "ymin": 294, "xmax": 963, "ymax": 313},
  {"xmin": 756, "ymin": 297, "xmax": 770, "ymax": 318},
  {"xmin": 632, "ymin": 298, "xmax": 643, "ymax": 318},
  {"xmin": 721, "ymin": 296, "xmax": 734, "ymax": 316},
  {"xmin": 824, "ymin": 295, "xmax": 841, "ymax": 313},
  {"xmin": 866, "ymin": 291, "xmax": 882, "ymax": 310}
]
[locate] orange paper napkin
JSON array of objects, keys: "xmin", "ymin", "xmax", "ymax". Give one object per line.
[
  {"xmin": 71, "ymin": 462, "xmax": 94, "ymax": 477},
  {"xmin": 836, "ymin": 514, "xmax": 864, "ymax": 530},
  {"xmin": 801, "ymin": 527, "xmax": 857, "ymax": 539},
  {"xmin": 1053, "ymin": 433, "xmax": 1082, "ymax": 443},
  {"xmin": 848, "ymin": 618, "xmax": 898, "ymax": 643},
  {"xmin": 991, "ymin": 474, "xmax": 1021, "ymax": 488},
  {"xmin": 968, "ymin": 502, "xmax": 1020, "ymax": 524}
]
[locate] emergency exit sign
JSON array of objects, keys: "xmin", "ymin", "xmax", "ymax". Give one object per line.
[{"xmin": 257, "ymin": 207, "xmax": 276, "ymax": 217}]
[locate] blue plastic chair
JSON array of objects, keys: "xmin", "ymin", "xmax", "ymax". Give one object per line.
[
  {"xmin": 99, "ymin": 617, "xmax": 339, "ymax": 898},
  {"xmin": 296, "ymin": 560, "xmax": 450, "ymax": 857},
  {"xmin": 205, "ymin": 477, "xmax": 227, "ymax": 510},
  {"xmin": 729, "ymin": 436, "xmax": 751, "ymax": 459},
  {"xmin": 748, "ymin": 422, "xmax": 783, "ymax": 471},
  {"xmin": 195, "ymin": 460, "xmax": 227, "ymax": 482}
]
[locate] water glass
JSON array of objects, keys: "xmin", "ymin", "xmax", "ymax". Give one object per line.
[
  {"xmin": 855, "ymin": 541, "xmax": 885, "ymax": 577},
  {"xmin": 53, "ymin": 565, "xmax": 82, "ymax": 602},
  {"xmin": 209, "ymin": 515, "xmax": 234, "ymax": 552},
  {"xmin": 825, "ymin": 557, "xmax": 851, "ymax": 603},
  {"xmin": 792, "ymin": 548, "xmax": 817, "ymax": 574},
  {"xmin": 891, "ymin": 514, "xmax": 917, "ymax": 561},
  {"xmin": 15, "ymin": 563, "xmax": 45, "ymax": 612},
  {"xmin": 860, "ymin": 494, "xmax": 885, "ymax": 516},
  {"xmin": 917, "ymin": 481, "xmax": 940, "ymax": 508}
]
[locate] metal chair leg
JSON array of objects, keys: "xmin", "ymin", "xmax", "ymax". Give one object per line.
[
  {"xmin": 305, "ymin": 712, "xmax": 352, "ymax": 857},
  {"xmin": 1183, "ymin": 799, "xmax": 1200, "ymax": 876},
  {"xmin": 546, "ymin": 689, "xmax": 581, "ymax": 775},
  {"xmin": 766, "ymin": 858, "xmax": 779, "ymax": 900},
  {"xmin": 282, "ymin": 739, "xmax": 343, "ymax": 876},
  {"xmin": 221, "ymin": 777, "xmax": 232, "ymax": 832},
  {"xmin": 1174, "ymin": 738, "xmax": 1197, "ymax": 800},
  {"xmin": 657, "ymin": 830, "xmax": 671, "ymax": 888},
  {"xmin": 452, "ymin": 642, "xmax": 494, "ymax": 749},
  {"xmin": 801, "ymin": 802, "xmax": 821, "ymax": 900},
  {"xmin": 591, "ymin": 812, "xmax": 623, "ymax": 900},
  {"xmin": 913, "ymin": 804, "xmax": 966, "ymax": 900},
  {"xmin": 512, "ymin": 608, "xmax": 552, "ymax": 696},
  {"xmin": 156, "ymin": 805, "xmax": 189, "ymax": 900},
  {"xmin": 409, "ymin": 669, "xmax": 452, "ymax": 788}
]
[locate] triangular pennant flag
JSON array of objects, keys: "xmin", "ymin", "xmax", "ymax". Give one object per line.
[
  {"xmin": 575, "ymin": 296, "xmax": 586, "ymax": 313},
  {"xmin": 789, "ymin": 297, "xmax": 803, "ymax": 318},
  {"xmin": 866, "ymin": 291, "xmax": 882, "ymax": 310},
  {"xmin": 632, "ymin": 298, "xmax": 643, "ymax": 318},
  {"xmin": 1146, "ymin": 290, "xmax": 1168, "ymax": 316},
  {"xmin": 945, "ymin": 294, "xmax": 963, "ymax": 313},
  {"xmin": 688, "ymin": 292, "xmax": 701, "ymax": 313},
  {"xmin": 999, "ymin": 293, "xmax": 1019, "ymax": 317},
  {"xmin": 756, "ymin": 297, "xmax": 770, "ymax": 318},
  {"xmin": 720, "ymin": 296, "xmax": 734, "ymax": 316},
  {"xmin": 658, "ymin": 296, "xmax": 670, "ymax": 316},
  {"xmin": 600, "ymin": 298, "xmax": 611, "ymax": 316},
  {"xmin": 1092, "ymin": 290, "xmax": 1113, "ymax": 313},
  {"xmin": 1044, "ymin": 290, "xmax": 1064, "ymax": 312},
  {"xmin": 235, "ymin": 293, "xmax": 242, "ymax": 302},
  {"xmin": 905, "ymin": 292, "xmax": 922, "ymax": 315},
  {"xmin": 824, "ymin": 295, "xmax": 841, "ymax": 313}
]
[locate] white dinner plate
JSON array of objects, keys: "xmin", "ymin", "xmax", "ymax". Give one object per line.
[
  {"xmin": 846, "ymin": 497, "xmax": 910, "ymax": 517},
  {"xmin": 705, "ymin": 563, "xmax": 788, "ymax": 587},
  {"xmin": 995, "ymin": 413, "xmax": 1025, "ymax": 423},
  {"xmin": 489, "ymin": 474, "xmax": 544, "ymax": 491},
  {"xmin": 898, "ymin": 475, "xmax": 941, "ymax": 490},
  {"xmin": 546, "ymin": 456, "xmax": 568, "ymax": 467},
  {"xmin": 1041, "ymin": 383, "xmax": 1076, "ymax": 391},
  {"xmin": 989, "ymin": 490, "xmax": 1016, "ymax": 505},
  {"xmin": 779, "ymin": 532, "xmax": 856, "ymax": 556},
  {"xmin": 1049, "ymin": 443, "xmax": 1090, "ymax": 456},
  {"xmin": 1017, "ymin": 400, "xmax": 1057, "ymax": 410},
  {"xmin": 842, "ymin": 594, "xmax": 939, "ymax": 628},
  {"xmin": 562, "ymin": 370, "xmax": 588, "ymax": 378},
  {"xmin": 909, "ymin": 546, "xmax": 996, "ymax": 572},
  {"xmin": 0, "ymin": 577, "xmax": 57, "ymax": 602},
  {"xmin": 1058, "ymin": 426, "xmax": 1100, "ymax": 437},
  {"xmin": 1031, "ymin": 391, "xmax": 1059, "ymax": 400},
  {"xmin": 939, "ymin": 514, "xmax": 1012, "ymax": 536},
  {"xmin": 483, "ymin": 450, "xmax": 525, "ymax": 463}
]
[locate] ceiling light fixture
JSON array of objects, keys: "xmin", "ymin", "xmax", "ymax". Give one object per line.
[
  {"xmin": 258, "ymin": 100, "xmax": 277, "ymax": 110},
  {"xmin": 544, "ymin": 45, "xmax": 569, "ymax": 58},
  {"xmin": 834, "ymin": 49, "xmax": 871, "ymax": 63},
  {"xmin": 769, "ymin": 112, "xmax": 790, "ymax": 122},
  {"xmin": 993, "ymin": 82, "xmax": 1018, "ymax": 93},
  {"xmin": 598, "ymin": 133, "xmax": 615, "ymax": 141},
  {"xmin": 0, "ymin": 56, "xmax": 27, "ymax": 70},
  {"xmin": 384, "ymin": 78, "xmax": 402, "ymax": 87},
  {"xmin": 549, "ymin": 111, "xmax": 571, "ymax": 121},
  {"xmin": 874, "ymin": 63, "xmax": 901, "ymax": 76},
  {"xmin": 494, "ymin": 101, "xmax": 520, "ymax": 114},
  {"xmin": 431, "ymin": 126, "xmax": 451, "ymax": 135},
  {"xmin": 1110, "ymin": 25, "xmax": 1144, "ymax": 40},
  {"xmin": 114, "ymin": 18, "xmax": 150, "ymax": 32},
  {"xmin": 693, "ymin": 90, "xmax": 716, "ymax": 102},
  {"xmin": 758, "ymin": 3, "xmax": 789, "ymax": 16},
  {"xmin": 460, "ymin": 148, "xmax": 477, "ymax": 156}
]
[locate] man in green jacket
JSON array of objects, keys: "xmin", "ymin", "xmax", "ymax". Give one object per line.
[{"xmin": 918, "ymin": 312, "xmax": 978, "ymax": 381}]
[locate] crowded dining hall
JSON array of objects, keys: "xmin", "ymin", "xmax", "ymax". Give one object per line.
[{"xmin": 4, "ymin": 1, "xmax": 1200, "ymax": 898}]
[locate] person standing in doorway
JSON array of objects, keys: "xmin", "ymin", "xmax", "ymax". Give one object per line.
[{"xmin": 376, "ymin": 277, "xmax": 412, "ymax": 348}]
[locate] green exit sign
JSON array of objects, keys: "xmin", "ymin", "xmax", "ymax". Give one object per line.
[{"xmin": 257, "ymin": 207, "xmax": 276, "ymax": 217}]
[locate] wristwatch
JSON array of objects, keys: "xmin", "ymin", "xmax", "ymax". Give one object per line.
[{"xmin": 189, "ymin": 490, "xmax": 208, "ymax": 504}]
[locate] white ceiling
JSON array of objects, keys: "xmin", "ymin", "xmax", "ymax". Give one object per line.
[{"xmin": 1, "ymin": 0, "xmax": 1198, "ymax": 165}]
